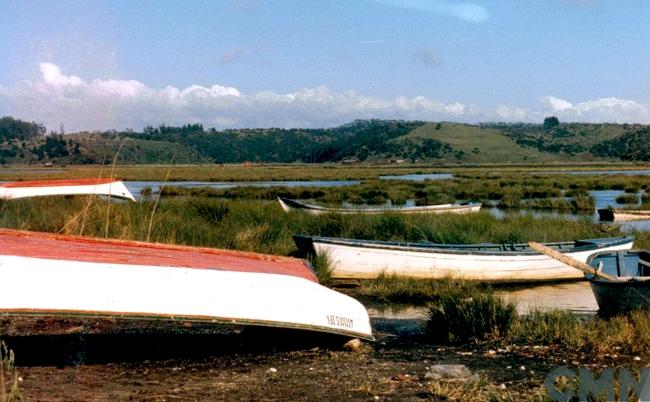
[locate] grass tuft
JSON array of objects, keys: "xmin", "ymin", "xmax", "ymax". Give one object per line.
[
  {"xmin": 0, "ymin": 339, "xmax": 21, "ymax": 402},
  {"xmin": 426, "ymin": 283, "xmax": 517, "ymax": 344}
]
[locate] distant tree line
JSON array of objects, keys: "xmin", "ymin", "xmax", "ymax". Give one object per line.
[{"xmin": 0, "ymin": 116, "xmax": 46, "ymax": 142}]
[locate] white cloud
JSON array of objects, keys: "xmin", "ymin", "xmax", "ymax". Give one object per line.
[
  {"xmin": 541, "ymin": 96, "xmax": 574, "ymax": 112},
  {"xmin": 0, "ymin": 62, "xmax": 479, "ymax": 131},
  {"xmin": 3, "ymin": 63, "xmax": 650, "ymax": 131},
  {"xmin": 40, "ymin": 62, "xmax": 83, "ymax": 87},
  {"xmin": 538, "ymin": 96, "xmax": 650, "ymax": 123},
  {"xmin": 368, "ymin": 0, "xmax": 489, "ymax": 23}
]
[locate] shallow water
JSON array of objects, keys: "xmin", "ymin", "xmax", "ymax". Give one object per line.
[
  {"xmin": 379, "ymin": 173, "xmax": 453, "ymax": 181},
  {"xmin": 366, "ymin": 281, "xmax": 598, "ymax": 320},
  {"xmin": 487, "ymin": 189, "xmax": 650, "ymax": 231},
  {"xmin": 535, "ymin": 170, "xmax": 650, "ymax": 176},
  {"xmin": 124, "ymin": 179, "xmax": 362, "ymax": 198}
]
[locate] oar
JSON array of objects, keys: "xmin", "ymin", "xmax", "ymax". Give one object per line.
[{"xmin": 528, "ymin": 242, "xmax": 621, "ymax": 282}]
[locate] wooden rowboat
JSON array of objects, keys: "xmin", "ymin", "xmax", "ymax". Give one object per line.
[
  {"xmin": 0, "ymin": 229, "xmax": 372, "ymax": 340},
  {"xmin": 0, "ymin": 178, "xmax": 136, "ymax": 201},
  {"xmin": 293, "ymin": 235, "xmax": 634, "ymax": 283},
  {"xmin": 278, "ymin": 197, "xmax": 481, "ymax": 215},
  {"xmin": 585, "ymin": 250, "xmax": 650, "ymax": 316},
  {"xmin": 598, "ymin": 208, "xmax": 650, "ymax": 222}
]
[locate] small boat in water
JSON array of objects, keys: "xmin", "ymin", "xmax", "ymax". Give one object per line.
[
  {"xmin": 278, "ymin": 197, "xmax": 481, "ymax": 215},
  {"xmin": 598, "ymin": 208, "xmax": 650, "ymax": 222},
  {"xmin": 0, "ymin": 178, "xmax": 136, "ymax": 201},
  {"xmin": 0, "ymin": 229, "xmax": 372, "ymax": 340},
  {"xmin": 293, "ymin": 235, "xmax": 634, "ymax": 283},
  {"xmin": 586, "ymin": 250, "xmax": 650, "ymax": 315}
]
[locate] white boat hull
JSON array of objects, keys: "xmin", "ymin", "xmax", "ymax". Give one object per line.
[
  {"xmin": 308, "ymin": 239, "xmax": 634, "ymax": 283},
  {"xmin": 0, "ymin": 179, "xmax": 136, "ymax": 201},
  {"xmin": 278, "ymin": 197, "xmax": 481, "ymax": 215},
  {"xmin": 613, "ymin": 211, "xmax": 650, "ymax": 222},
  {"xmin": 0, "ymin": 255, "xmax": 372, "ymax": 339}
]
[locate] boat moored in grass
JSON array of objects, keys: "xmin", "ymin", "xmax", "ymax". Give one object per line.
[
  {"xmin": 586, "ymin": 250, "xmax": 650, "ymax": 316},
  {"xmin": 278, "ymin": 197, "xmax": 481, "ymax": 215},
  {"xmin": 294, "ymin": 235, "xmax": 635, "ymax": 283},
  {"xmin": 0, "ymin": 178, "xmax": 136, "ymax": 201},
  {"xmin": 0, "ymin": 229, "xmax": 372, "ymax": 340}
]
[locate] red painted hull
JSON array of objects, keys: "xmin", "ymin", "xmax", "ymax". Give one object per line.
[{"xmin": 0, "ymin": 229, "xmax": 317, "ymax": 282}]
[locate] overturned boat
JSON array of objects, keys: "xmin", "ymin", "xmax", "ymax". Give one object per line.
[
  {"xmin": 278, "ymin": 197, "xmax": 481, "ymax": 215},
  {"xmin": 0, "ymin": 178, "xmax": 136, "ymax": 201},
  {"xmin": 586, "ymin": 250, "xmax": 650, "ymax": 316},
  {"xmin": 293, "ymin": 235, "xmax": 634, "ymax": 283},
  {"xmin": 0, "ymin": 229, "xmax": 372, "ymax": 340},
  {"xmin": 598, "ymin": 208, "xmax": 650, "ymax": 222}
]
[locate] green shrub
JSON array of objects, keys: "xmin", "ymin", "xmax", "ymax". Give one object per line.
[{"xmin": 427, "ymin": 284, "xmax": 517, "ymax": 343}]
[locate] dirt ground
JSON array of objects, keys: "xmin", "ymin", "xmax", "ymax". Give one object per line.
[{"xmin": 1, "ymin": 316, "xmax": 645, "ymax": 401}]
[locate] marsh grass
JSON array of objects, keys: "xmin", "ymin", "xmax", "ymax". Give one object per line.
[
  {"xmin": 418, "ymin": 281, "xmax": 650, "ymax": 355},
  {"xmin": 357, "ymin": 274, "xmax": 490, "ymax": 304},
  {"xmin": 0, "ymin": 198, "xmax": 619, "ymax": 258},
  {"xmin": 616, "ymin": 194, "xmax": 639, "ymax": 204},
  {"xmin": 426, "ymin": 282, "xmax": 517, "ymax": 343},
  {"xmin": 155, "ymin": 170, "xmax": 647, "ymax": 213},
  {"xmin": 0, "ymin": 339, "xmax": 21, "ymax": 402},
  {"xmin": 309, "ymin": 252, "xmax": 333, "ymax": 286}
]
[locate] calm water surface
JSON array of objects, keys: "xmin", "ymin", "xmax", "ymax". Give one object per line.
[
  {"xmin": 124, "ymin": 179, "xmax": 362, "ymax": 197},
  {"xmin": 535, "ymin": 170, "xmax": 650, "ymax": 176},
  {"xmin": 367, "ymin": 282, "xmax": 598, "ymax": 320},
  {"xmin": 379, "ymin": 173, "xmax": 453, "ymax": 181}
]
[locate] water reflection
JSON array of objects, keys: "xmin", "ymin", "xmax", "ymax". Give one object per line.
[
  {"xmin": 534, "ymin": 170, "xmax": 650, "ymax": 176},
  {"xmin": 379, "ymin": 173, "xmax": 453, "ymax": 181},
  {"xmin": 498, "ymin": 282, "xmax": 597, "ymax": 314},
  {"xmin": 366, "ymin": 282, "xmax": 598, "ymax": 321},
  {"xmin": 124, "ymin": 179, "xmax": 361, "ymax": 198},
  {"xmin": 486, "ymin": 189, "xmax": 650, "ymax": 231}
]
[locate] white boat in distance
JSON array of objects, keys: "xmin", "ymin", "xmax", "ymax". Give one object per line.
[
  {"xmin": 0, "ymin": 229, "xmax": 372, "ymax": 340},
  {"xmin": 278, "ymin": 197, "xmax": 482, "ymax": 215},
  {"xmin": 0, "ymin": 178, "xmax": 136, "ymax": 201},
  {"xmin": 293, "ymin": 235, "xmax": 634, "ymax": 283}
]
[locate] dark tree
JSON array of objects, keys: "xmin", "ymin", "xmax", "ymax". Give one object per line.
[{"xmin": 543, "ymin": 116, "xmax": 560, "ymax": 129}]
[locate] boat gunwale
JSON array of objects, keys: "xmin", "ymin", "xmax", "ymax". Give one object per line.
[
  {"xmin": 0, "ymin": 178, "xmax": 120, "ymax": 188},
  {"xmin": 0, "ymin": 309, "xmax": 374, "ymax": 341},
  {"xmin": 297, "ymin": 235, "xmax": 634, "ymax": 257},
  {"xmin": 585, "ymin": 249, "xmax": 650, "ymax": 284}
]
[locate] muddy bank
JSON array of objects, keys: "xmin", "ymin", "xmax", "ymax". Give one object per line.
[{"xmin": 2, "ymin": 316, "xmax": 647, "ymax": 401}]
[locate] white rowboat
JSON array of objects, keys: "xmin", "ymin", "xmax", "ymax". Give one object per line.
[
  {"xmin": 0, "ymin": 229, "xmax": 372, "ymax": 340},
  {"xmin": 278, "ymin": 197, "xmax": 481, "ymax": 215},
  {"xmin": 293, "ymin": 235, "xmax": 634, "ymax": 283},
  {"xmin": 0, "ymin": 178, "xmax": 136, "ymax": 201}
]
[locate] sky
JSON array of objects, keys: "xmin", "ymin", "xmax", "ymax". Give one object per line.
[{"xmin": 1, "ymin": 0, "xmax": 650, "ymax": 131}]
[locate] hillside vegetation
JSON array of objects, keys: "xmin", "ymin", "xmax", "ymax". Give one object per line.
[{"xmin": 0, "ymin": 116, "xmax": 648, "ymax": 165}]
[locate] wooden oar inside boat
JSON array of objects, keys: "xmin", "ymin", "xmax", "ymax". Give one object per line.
[{"xmin": 528, "ymin": 242, "xmax": 621, "ymax": 282}]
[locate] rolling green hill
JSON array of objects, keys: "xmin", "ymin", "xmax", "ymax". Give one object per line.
[
  {"xmin": 396, "ymin": 123, "xmax": 568, "ymax": 163},
  {"xmin": 0, "ymin": 116, "xmax": 648, "ymax": 165}
]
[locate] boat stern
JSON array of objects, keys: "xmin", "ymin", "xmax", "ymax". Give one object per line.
[{"xmin": 293, "ymin": 234, "xmax": 316, "ymax": 256}]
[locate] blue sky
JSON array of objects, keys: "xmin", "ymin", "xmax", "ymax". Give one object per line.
[{"xmin": 1, "ymin": 0, "xmax": 650, "ymax": 131}]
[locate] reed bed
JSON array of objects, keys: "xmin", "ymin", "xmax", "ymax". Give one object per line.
[
  {"xmin": 0, "ymin": 339, "xmax": 20, "ymax": 402},
  {"xmin": 411, "ymin": 279, "xmax": 650, "ymax": 355},
  {"xmin": 1, "ymin": 162, "xmax": 649, "ymax": 182},
  {"xmin": 0, "ymin": 197, "xmax": 620, "ymax": 257},
  {"xmin": 156, "ymin": 171, "xmax": 650, "ymax": 213}
]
